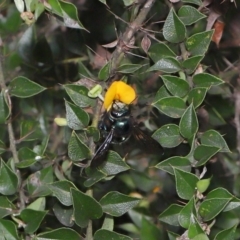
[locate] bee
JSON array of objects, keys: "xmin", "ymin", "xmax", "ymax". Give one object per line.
[{"xmin": 90, "ymin": 100, "xmax": 162, "ymax": 167}]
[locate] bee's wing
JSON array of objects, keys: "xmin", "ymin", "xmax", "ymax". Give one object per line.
[
  {"xmin": 132, "ymin": 122, "xmax": 163, "ymax": 155},
  {"xmin": 90, "ymin": 128, "xmax": 114, "ymax": 168}
]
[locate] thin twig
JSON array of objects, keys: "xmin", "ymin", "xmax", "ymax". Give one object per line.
[
  {"xmin": 86, "ymin": 189, "xmax": 93, "ymax": 240},
  {"xmin": 110, "ymin": 0, "xmax": 156, "ymax": 76},
  {"xmin": 0, "ymin": 37, "xmax": 19, "ymax": 164},
  {"xmin": 234, "ymin": 88, "xmax": 240, "ymax": 156}
]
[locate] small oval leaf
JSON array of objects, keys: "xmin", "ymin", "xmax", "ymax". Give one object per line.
[
  {"xmin": 152, "ymin": 97, "xmax": 186, "ymax": 118},
  {"xmin": 155, "ymin": 156, "xmax": 191, "ymax": 175},
  {"xmin": 163, "ymin": 8, "xmax": 186, "ymax": 43},
  {"xmin": 201, "ymin": 129, "xmax": 230, "ymax": 152},
  {"xmin": 147, "ymin": 57, "xmax": 181, "ymax": 73},
  {"xmin": 174, "ymin": 168, "xmax": 199, "ymax": 200},
  {"xmin": 179, "ymin": 104, "xmax": 199, "ymax": 139},
  {"xmin": 100, "ymin": 191, "xmax": 140, "ymax": 217},
  {"xmin": 9, "ymin": 76, "xmax": 46, "ymax": 98},
  {"xmin": 152, "ymin": 124, "xmax": 183, "ymax": 148},
  {"xmin": 71, "ymin": 188, "xmax": 103, "ymax": 228},
  {"xmin": 161, "ymin": 75, "xmax": 189, "ymax": 97},
  {"xmin": 68, "ymin": 132, "xmax": 91, "ymax": 161}
]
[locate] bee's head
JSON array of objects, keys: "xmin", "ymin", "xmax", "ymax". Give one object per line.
[{"xmin": 110, "ymin": 100, "xmax": 130, "ymax": 118}]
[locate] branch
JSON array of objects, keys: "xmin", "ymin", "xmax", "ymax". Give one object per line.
[
  {"xmin": 0, "ymin": 37, "xmax": 19, "ymax": 164},
  {"xmin": 234, "ymin": 88, "xmax": 240, "ymax": 156},
  {"xmin": 110, "ymin": 0, "xmax": 156, "ymax": 75}
]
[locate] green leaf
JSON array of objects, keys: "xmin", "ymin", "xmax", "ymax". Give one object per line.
[
  {"xmin": 34, "ymin": 2, "xmax": 45, "ymax": 19},
  {"xmin": 47, "ymin": 0, "xmax": 63, "ymax": 16},
  {"xmin": 20, "ymin": 209, "xmax": 47, "ymax": 234},
  {"xmin": 65, "ymin": 100, "xmax": 89, "ymax": 130},
  {"xmin": 68, "ymin": 131, "xmax": 91, "ymax": 161},
  {"xmin": 9, "ymin": 76, "xmax": 46, "ymax": 98},
  {"xmin": 20, "ymin": 119, "xmax": 42, "ymax": 141},
  {"xmin": 223, "ymin": 197, "xmax": 240, "ymax": 212},
  {"xmin": 53, "ymin": 202, "xmax": 74, "ymax": 227},
  {"xmin": 188, "ymin": 216, "xmax": 205, "ymax": 239},
  {"xmin": 117, "ymin": 63, "xmax": 143, "ymax": 74},
  {"xmin": 182, "ymin": 55, "xmax": 204, "ymax": 74},
  {"xmin": 71, "ymin": 188, "xmax": 103, "ymax": 228},
  {"xmin": 0, "ymin": 140, "xmax": 6, "ymax": 155},
  {"xmin": 152, "ymin": 97, "xmax": 186, "ymax": 118},
  {"xmin": 148, "ymin": 43, "xmax": 176, "ymax": 62},
  {"xmin": 192, "ymin": 234, "xmax": 209, "ymax": 240},
  {"xmin": 100, "ymin": 191, "xmax": 140, "ymax": 217},
  {"xmin": 182, "ymin": 0, "xmax": 202, "ymax": 5},
  {"xmin": 0, "ymin": 160, "xmax": 18, "ymax": 195},
  {"xmin": 186, "ymin": 30, "xmax": 214, "ymax": 56},
  {"xmin": 159, "ymin": 204, "xmax": 183, "ymax": 226},
  {"xmin": 122, "ymin": 0, "xmax": 135, "ymax": 7},
  {"xmin": 141, "ymin": 217, "xmax": 162, "ymax": 240},
  {"xmin": 14, "ymin": 0, "xmax": 24, "ymax": 12},
  {"xmin": 188, "ymin": 87, "xmax": 208, "ymax": 108},
  {"xmin": 130, "ymin": 171, "xmax": 156, "ymax": 192},
  {"xmin": 197, "ymin": 178, "xmax": 211, "ymax": 193},
  {"xmin": 152, "ymin": 124, "xmax": 183, "ymax": 148},
  {"xmin": 0, "ymin": 196, "xmax": 16, "ymax": 218},
  {"xmin": 48, "ymin": 180, "xmax": 76, "ymax": 206},
  {"xmin": 163, "ymin": 8, "xmax": 186, "ymax": 43},
  {"xmin": 64, "ymin": 84, "xmax": 94, "ymax": 107},
  {"xmin": 153, "ymin": 86, "xmax": 171, "ymax": 102},
  {"xmin": 155, "ymin": 156, "xmax": 191, "ymax": 175},
  {"xmin": 147, "ymin": 57, "xmax": 181, "ymax": 73},
  {"xmin": 178, "ymin": 6, "xmax": 206, "ymax": 25},
  {"xmin": 94, "ymin": 229, "xmax": 132, "ymax": 240},
  {"xmin": 98, "ymin": 151, "xmax": 130, "ymax": 175},
  {"xmin": 214, "ymin": 224, "xmax": 237, "ymax": 240},
  {"xmin": 98, "ymin": 62, "xmax": 110, "ymax": 81},
  {"xmin": 88, "ymin": 84, "xmax": 102, "ymax": 98},
  {"xmin": 199, "ymin": 188, "xmax": 233, "ymax": 221},
  {"xmin": 193, "ymin": 73, "xmax": 224, "ymax": 88},
  {"xmin": 174, "ymin": 168, "xmax": 199, "ymax": 200},
  {"xmin": 201, "ymin": 129, "xmax": 230, "ymax": 152},
  {"xmin": 168, "ymin": 231, "xmax": 180, "ymax": 239},
  {"xmin": 207, "ymin": 187, "xmax": 234, "ymax": 199},
  {"xmin": 37, "ymin": 228, "xmax": 82, "ymax": 240},
  {"xmin": 178, "ymin": 197, "xmax": 195, "ymax": 228},
  {"xmin": 84, "ymin": 168, "xmax": 107, "ymax": 187},
  {"xmin": 179, "ymin": 103, "xmax": 199, "ymax": 139},
  {"xmin": 0, "ymin": 91, "xmax": 10, "ymax": 124},
  {"xmin": 27, "ymin": 166, "xmax": 53, "ymax": 197},
  {"xmin": 37, "ymin": 135, "xmax": 49, "ymax": 156},
  {"xmin": 200, "ymin": 198, "xmax": 232, "ymax": 222},
  {"xmin": 0, "ymin": 219, "xmax": 19, "ymax": 240},
  {"xmin": 27, "ymin": 197, "xmax": 46, "ymax": 211},
  {"xmin": 58, "ymin": 0, "xmax": 86, "ymax": 30},
  {"xmin": 194, "ymin": 145, "xmax": 220, "ymax": 166},
  {"xmin": 161, "ymin": 75, "xmax": 189, "ymax": 97},
  {"xmin": 78, "ymin": 61, "xmax": 94, "ymax": 78},
  {"xmin": 16, "ymin": 147, "xmax": 38, "ymax": 168},
  {"xmin": 98, "ymin": 0, "xmax": 107, "ymax": 5}
]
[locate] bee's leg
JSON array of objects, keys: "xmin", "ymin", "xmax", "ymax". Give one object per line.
[{"xmin": 90, "ymin": 128, "xmax": 114, "ymax": 168}]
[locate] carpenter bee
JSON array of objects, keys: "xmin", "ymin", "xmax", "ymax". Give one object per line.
[{"xmin": 90, "ymin": 100, "xmax": 162, "ymax": 167}]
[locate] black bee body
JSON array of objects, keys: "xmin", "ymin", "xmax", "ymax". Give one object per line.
[
  {"xmin": 99, "ymin": 101, "xmax": 132, "ymax": 144},
  {"xmin": 90, "ymin": 101, "xmax": 162, "ymax": 167}
]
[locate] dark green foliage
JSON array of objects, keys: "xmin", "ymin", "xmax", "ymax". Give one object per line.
[{"xmin": 0, "ymin": 0, "xmax": 240, "ymax": 239}]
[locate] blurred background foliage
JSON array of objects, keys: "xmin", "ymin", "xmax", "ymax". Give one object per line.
[{"xmin": 1, "ymin": 0, "xmax": 240, "ymax": 239}]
